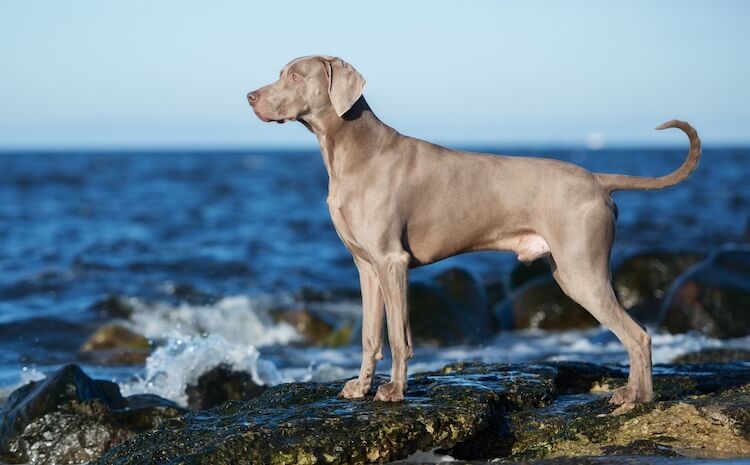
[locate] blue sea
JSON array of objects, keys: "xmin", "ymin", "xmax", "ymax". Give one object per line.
[{"xmin": 1, "ymin": 147, "xmax": 748, "ymax": 404}]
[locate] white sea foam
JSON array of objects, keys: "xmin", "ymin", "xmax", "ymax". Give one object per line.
[
  {"xmin": 125, "ymin": 295, "xmax": 302, "ymax": 347},
  {"xmin": 120, "ymin": 333, "xmax": 289, "ymax": 406}
]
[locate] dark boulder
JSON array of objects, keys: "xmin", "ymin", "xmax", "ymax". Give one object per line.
[
  {"xmin": 185, "ymin": 365, "xmax": 266, "ymax": 410},
  {"xmin": 409, "ymin": 267, "xmax": 494, "ymax": 346},
  {"xmin": 88, "ymin": 295, "xmax": 136, "ymax": 319},
  {"xmin": 0, "ymin": 364, "xmax": 183, "ymax": 465},
  {"xmin": 661, "ymin": 247, "xmax": 750, "ymax": 338},
  {"xmin": 612, "ymin": 252, "xmax": 704, "ymax": 325},
  {"xmin": 0, "ymin": 364, "xmax": 125, "ymax": 453},
  {"xmin": 483, "ymin": 278, "xmax": 507, "ymax": 311},
  {"xmin": 509, "ymin": 258, "xmax": 553, "ymax": 291},
  {"xmin": 494, "ymin": 277, "xmax": 598, "ymax": 330}
]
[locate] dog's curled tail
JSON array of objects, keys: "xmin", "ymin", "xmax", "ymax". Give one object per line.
[{"xmin": 596, "ymin": 120, "xmax": 701, "ymax": 193}]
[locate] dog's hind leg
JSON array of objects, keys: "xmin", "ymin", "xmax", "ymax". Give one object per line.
[{"xmin": 548, "ymin": 207, "xmax": 653, "ymax": 405}]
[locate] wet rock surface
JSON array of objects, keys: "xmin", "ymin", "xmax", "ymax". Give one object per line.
[
  {"xmin": 95, "ymin": 362, "xmax": 750, "ymax": 465},
  {"xmin": 0, "ymin": 364, "xmax": 183, "ymax": 465},
  {"xmin": 661, "ymin": 247, "xmax": 750, "ymax": 338}
]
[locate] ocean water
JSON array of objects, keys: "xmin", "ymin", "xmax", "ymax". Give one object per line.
[{"xmin": 0, "ymin": 147, "xmax": 748, "ymax": 403}]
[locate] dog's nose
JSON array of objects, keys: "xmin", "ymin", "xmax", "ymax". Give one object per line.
[{"xmin": 247, "ymin": 91, "xmax": 259, "ymax": 105}]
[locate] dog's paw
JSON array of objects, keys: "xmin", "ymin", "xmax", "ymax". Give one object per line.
[
  {"xmin": 339, "ymin": 378, "xmax": 369, "ymax": 399},
  {"xmin": 374, "ymin": 381, "xmax": 405, "ymax": 402},
  {"xmin": 609, "ymin": 385, "xmax": 652, "ymax": 406}
]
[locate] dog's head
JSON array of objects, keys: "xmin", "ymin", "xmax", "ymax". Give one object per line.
[{"xmin": 247, "ymin": 55, "xmax": 365, "ymax": 124}]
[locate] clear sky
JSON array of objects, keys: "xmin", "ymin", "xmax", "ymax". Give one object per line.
[{"xmin": 1, "ymin": 1, "xmax": 748, "ymax": 149}]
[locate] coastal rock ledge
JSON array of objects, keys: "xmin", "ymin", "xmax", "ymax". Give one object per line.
[{"xmin": 91, "ymin": 361, "xmax": 750, "ymax": 465}]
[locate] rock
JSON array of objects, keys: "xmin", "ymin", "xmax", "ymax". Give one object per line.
[
  {"xmin": 434, "ymin": 268, "xmax": 489, "ymax": 321},
  {"xmin": 408, "ymin": 282, "xmax": 458, "ymax": 345},
  {"xmin": 88, "ymin": 295, "xmax": 136, "ymax": 319},
  {"xmin": 0, "ymin": 364, "xmax": 124, "ymax": 453},
  {"xmin": 504, "ymin": 365, "xmax": 750, "ymax": 462},
  {"xmin": 79, "ymin": 324, "xmax": 151, "ymax": 365},
  {"xmin": 275, "ymin": 307, "xmax": 353, "ymax": 348},
  {"xmin": 295, "ymin": 286, "xmax": 360, "ymax": 303},
  {"xmin": 672, "ymin": 348, "xmax": 750, "ymax": 364},
  {"xmin": 185, "ymin": 365, "xmax": 266, "ymax": 410},
  {"xmin": 0, "ymin": 364, "xmax": 183, "ymax": 465},
  {"xmin": 661, "ymin": 247, "xmax": 750, "ymax": 338},
  {"xmin": 94, "ymin": 362, "xmax": 750, "ymax": 465},
  {"xmin": 510, "ymin": 258, "xmax": 553, "ymax": 291},
  {"xmin": 409, "ymin": 268, "xmax": 494, "ymax": 346},
  {"xmin": 612, "ymin": 252, "xmax": 704, "ymax": 325},
  {"xmin": 483, "ymin": 278, "xmax": 507, "ymax": 311},
  {"xmin": 495, "ymin": 277, "xmax": 598, "ymax": 331}
]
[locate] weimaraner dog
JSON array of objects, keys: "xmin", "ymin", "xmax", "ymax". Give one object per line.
[{"xmin": 246, "ymin": 56, "xmax": 701, "ymax": 405}]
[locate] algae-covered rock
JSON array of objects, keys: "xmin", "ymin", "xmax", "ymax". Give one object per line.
[
  {"xmin": 500, "ymin": 363, "xmax": 750, "ymax": 462},
  {"xmin": 94, "ymin": 362, "xmax": 750, "ymax": 465},
  {"xmin": 15, "ymin": 395, "xmax": 181, "ymax": 465},
  {"xmin": 96, "ymin": 363, "xmax": 563, "ymax": 465},
  {"xmin": 661, "ymin": 247, "xmax": 750, "ymax": 338},
  {"xmin": 0, "ymin": 364, "xmax": 183, "ymax": 465}
]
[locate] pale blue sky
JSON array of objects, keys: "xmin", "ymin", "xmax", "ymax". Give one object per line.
[{"xmin": 1, "ymin": 1, "xmax": 748, "ymax": 149}]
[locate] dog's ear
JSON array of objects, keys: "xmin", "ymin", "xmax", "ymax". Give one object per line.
[{"xmin": 323, "ymin": 57, "xmax": 365, "ymax": 117}]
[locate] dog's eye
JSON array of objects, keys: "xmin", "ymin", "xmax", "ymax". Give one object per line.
[{"xmin": 291, "ymin": 73, "xmax": 301, "ymax": 82}]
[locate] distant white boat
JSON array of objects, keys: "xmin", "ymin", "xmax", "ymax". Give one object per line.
[{"xmin": 586, "ymin": 132, "xmax": 606, "ymax": 150}]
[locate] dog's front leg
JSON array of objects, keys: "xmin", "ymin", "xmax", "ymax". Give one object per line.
[
  {"xmin": 373, "ymin": 251, "xmax": 412, "ymax": 402},
  {"xmin": 340, "ymin": 258, "xmax": 384, "ymax": 399}
]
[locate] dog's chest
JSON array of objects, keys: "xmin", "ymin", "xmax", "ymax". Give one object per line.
[{"xmin": 327, "ymin": 201, "xmax": 368, "ymax": 258}]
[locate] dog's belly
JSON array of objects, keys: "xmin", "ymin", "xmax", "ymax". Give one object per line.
[{"xmin": 406, "ymin": 220, "xmax": 551, "ymax": 266}]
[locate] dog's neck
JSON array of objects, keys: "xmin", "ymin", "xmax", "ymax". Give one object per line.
[{"xmin": 299, "ymin": 97, "xmax": 395, "ymax": 187}]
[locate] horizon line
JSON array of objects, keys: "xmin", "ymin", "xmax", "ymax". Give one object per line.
[{"xmin": 1, "ymin": 141, "xmax": 748, "ymax": 154}]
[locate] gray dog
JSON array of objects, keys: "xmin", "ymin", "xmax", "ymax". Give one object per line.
[{"xmin": 247, "ymin": 55, "xmax": 701, "ymax": 405}]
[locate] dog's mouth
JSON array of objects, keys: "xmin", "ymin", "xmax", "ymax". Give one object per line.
[{"xmin": 253, "ymin": 110, "xmax": 296, "ymax": 124}]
